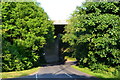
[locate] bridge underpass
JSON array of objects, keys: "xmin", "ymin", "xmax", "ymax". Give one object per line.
[{"xmin": 44, "ymin": 20, "xmax": 68, "ymax": 64}]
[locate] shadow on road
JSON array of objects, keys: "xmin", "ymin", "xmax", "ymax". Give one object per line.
[{"xmin": 41, "ymin": 61, "xmax": 77, "ymax": 67}]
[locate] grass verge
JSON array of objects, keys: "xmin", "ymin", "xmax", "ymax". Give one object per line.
[
  {"xmin": 71, "ymin": 65, "xmax": 119, "ymax": 80},
  {"xmin": 1, "ymin": 67, "xmax": 40, "ymax": 79},
  {"xmin": 65, "ymin": 56, "xmax": 76, "ymax": 61}
]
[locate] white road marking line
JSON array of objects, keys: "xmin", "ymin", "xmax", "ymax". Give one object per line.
[
  {"xmin": 36, "ymin": 73, "xmax": 38, "ymax": 80},
  {"xmin": 64, "ymin": 73, "xmax": 72, "ymax": 78}
]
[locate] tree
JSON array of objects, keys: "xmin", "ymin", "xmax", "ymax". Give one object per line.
[
  {"xmin": 2, "ymin": 2, "xmax": 54, "ymax": 71},
  {"xmin": 62, "ymin": 2, "xmax": 120, "ymax": 70}
]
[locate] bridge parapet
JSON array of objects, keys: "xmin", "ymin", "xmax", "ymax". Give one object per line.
[{"xmin": 53, "ymin": 20, "xmax": 68, "ymax": 25}]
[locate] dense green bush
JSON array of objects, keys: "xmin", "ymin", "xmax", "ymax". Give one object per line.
[
  {"xmin": 2, "ymin": 2, "xmax": 54, "ymax": 71},
  {"xmin": 62, "ymin": 2, "xmax": 120, "ymax": 75}
]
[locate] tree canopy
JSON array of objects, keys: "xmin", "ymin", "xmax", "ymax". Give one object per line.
[
  {"xmin": 2, "ymin": 2, "xmax": 54, "ymax": 71},
  {"xmin": 62, "ymin": 2, "xmax": 120, "ymax": 73}
]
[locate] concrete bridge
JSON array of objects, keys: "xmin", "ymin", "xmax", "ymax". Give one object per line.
[{"xmin": 44, "ymin": 20, "xmax": 68, "ymax": 63}]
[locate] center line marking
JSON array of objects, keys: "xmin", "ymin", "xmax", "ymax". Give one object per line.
[
  {"xmin": 65, "ymin": 73, "xmax": 72, "ymax": 78},
  {"xmin": 36, "ymin": 73, "xmax": 38, "ymax": 80}
]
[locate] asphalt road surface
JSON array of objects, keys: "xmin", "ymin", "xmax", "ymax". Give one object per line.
[{"xmin": 3, "ymin": 61, "xmax": 101, "ymax": 80}]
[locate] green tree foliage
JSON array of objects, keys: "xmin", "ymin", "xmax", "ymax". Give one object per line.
[
  {"xmin": 62, "ymin": 2, "xmax": 120, "ymax": 71},
  {"xmin": 2, "ymin": 2, "xmax": 54, "ymax": 71}
]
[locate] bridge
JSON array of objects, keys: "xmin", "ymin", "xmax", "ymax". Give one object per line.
[
  {"xmin": 53, "ymin": 20, "xmax": 68, "ymax": 36},
  {"xmin": 44, "ymin": 20, "xmax": 68, "ymax": 63},
  {"xmin": 53, "ymin": 20, "xmax": 68, "ymax": 25}
]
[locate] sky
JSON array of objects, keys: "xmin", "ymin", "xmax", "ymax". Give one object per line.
[{"xmin": 36, "ymin": 0, "xmax": 85, "ymax": 20}]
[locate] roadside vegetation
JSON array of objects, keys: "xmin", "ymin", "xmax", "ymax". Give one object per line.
[
  {"xmin": 2, "ymin": 1, "xmax": 54, "ymax": 72},
  {"xmin": 62, "ymin": 2, "xmax": 120, "ymax": 80},
  {"xmin": 65, "ymin": 56, "xmax": 76, "ymax": 61},
  {"xmin": 65, "ymin": 56, "xmax": 119, "ymax": 80},
  {"xmin": 1, "ymin": 67, "xmax": 40, "ymax": 78},
  {"xmin": 71, "ymin": 65, "xmax": 119, "ymax": 80}
]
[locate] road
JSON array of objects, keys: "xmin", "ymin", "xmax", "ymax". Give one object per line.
[{"xmin": 3, "ymin": 61, "xmax": 101, "ymax": 80}]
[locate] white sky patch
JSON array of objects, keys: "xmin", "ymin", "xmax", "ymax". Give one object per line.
[{"xmin": 37, "ymin": 0, "xmax": 85, "ymax": 20}]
